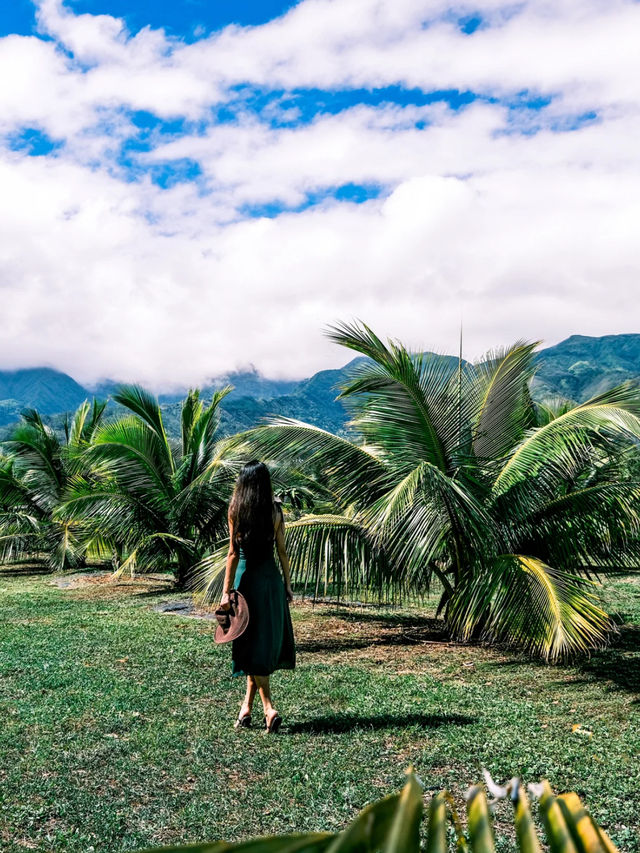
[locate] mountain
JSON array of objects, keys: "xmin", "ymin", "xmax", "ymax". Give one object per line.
[
  {"xmin": 1, "ymin": 334, "xmax": 640, "ymax": 436},
  {"xmin": 533, "ymin": 334, "xmax": 640, "ymax": 401},
  {"xmin": 202, "ymin": 369, "xmax": 299, "ymax": 402},
  {"xmin": 0, "ymin": 368, "xmax": 89, "ymax": 425},
  {"xmin": 160, "ymin": 359, "xmax": 369, "ymax": 437}
]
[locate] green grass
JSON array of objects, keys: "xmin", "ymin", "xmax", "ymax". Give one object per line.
[{"xmin": 0, "ymin": 568, "xmax": 639, "ymax": 852}]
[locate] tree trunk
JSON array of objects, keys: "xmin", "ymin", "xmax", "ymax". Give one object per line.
[{"xmin": 175, "ymin": 551, "xmax": 193, "ymax": 590}]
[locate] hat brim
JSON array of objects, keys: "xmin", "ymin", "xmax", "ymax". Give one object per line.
[{"xmin": 214, "ymin": 590, "xmax": 249, "ymax": 643}]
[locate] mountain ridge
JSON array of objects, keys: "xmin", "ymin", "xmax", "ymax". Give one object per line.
[{"xmin": 1, "ymin": 334, "xmax": 639, "ymax": 433}]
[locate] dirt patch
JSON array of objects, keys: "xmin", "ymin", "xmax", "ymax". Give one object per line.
[
  {"xmin": 51, "ymin": 571, "xmax": 175, "ymax": 600},
  {"xmin": 285, "ymin": 601, "xmax": 525, "ymax": 677},
  {"xmin": 293, "ymin": 604, "xmax": 450, "ymax": 656},
  {"xmin": 50, "ymin": 571, "xmax": 112, "ymax": 589}
]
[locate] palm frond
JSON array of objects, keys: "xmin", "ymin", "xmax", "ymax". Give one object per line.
[
  {"xmin": 471, "ymin": 341, "xmax": 538, "ymax": 460},
  {"xmin": 447, "ymin": 554, "xmax": 612, "ymax": 661},
  {"xmin": 0, "ymin": 457, "xmax": 38, "ymax": 511},
  {"xmin": 180, "ymin": 386, "xmax": 233, "ymax": 483},
  {"xmin": 114, "ymin": 532, "xmax": 193, "ymax": 578},
  {"xmin": 240, "ymin": 418, "xmax": 391, "ymax": 509},
  {"xmin": 68, "ymin": 401, "xmax": 91, "ymax": 447},
  {"xmin": 86, "ymin": 398, "xmax": 108, "ymax": 441},
  {"xmin": 60, "ymin": 478, "xmax": 164, "ymax": 550},
  {"xmin": 362, "ymin": 460, "xmax": 496, "ymax": 591},
  {"xmin": 284, "ymin": 514, "xmax": 394, "ymax": 601},
  {"xmin": 112, "ymin": 385, "xmax": 174, "ymax": 473},
  {"xmin": 328, "ymin": 320, "xmax": 452, "ymax": 471},
  {"xmin": 534, "ymin": 397, "xmax": 576, "ymax": 426},
  {"xmin": 189, "ymin": 544, "xmax": 229, "ymax": 603},
  {"xmin": 509, "ymin": 482, "xmax": 640, "ymax": 574},
  {"xmin": 88, "ymin": 416, "xmax": 174, "ymax": 506},
  {"xmin": 171, "ymin": 482, "xmax": 230, "ymax": 545},
  {"xmin": 0, "ymin": 509, "xmax": 43, "ymax": 563},
  {"xmin": 493, "ymin": 383, "xmax": 640, "ymax": 496},
  {"xmin": 46, "ymin": 520, "xmax": 85, "ymax": 572},
  {"xmin": 181, "ymin": 390, "xmax": 204, "ymax": 457}
]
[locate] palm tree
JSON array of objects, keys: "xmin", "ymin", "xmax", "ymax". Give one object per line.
[
  {"xmin": 60, "ymin": 385, "xmax": 240, "ymax": 588},
  {"xmin": 0, "ymin": 400, "xmax": 107, "ymax": 570},
  {"xmin": 235, "ymin": 321, "xmax": 640, "ymax": 660}
]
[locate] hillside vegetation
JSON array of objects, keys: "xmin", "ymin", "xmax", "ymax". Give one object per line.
[{"xmin": 532, "ymin": 334, "xmax": 640, "ymax": 401}]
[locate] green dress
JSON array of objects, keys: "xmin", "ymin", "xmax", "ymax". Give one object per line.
[{"xmin": 231, "ymin": 544, "xmax": 296, "ymax": 678}]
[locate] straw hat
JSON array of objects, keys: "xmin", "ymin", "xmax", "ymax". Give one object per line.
[{"xmin": 214, "ymin": 590, "xmax": 249, "ymax": 643}]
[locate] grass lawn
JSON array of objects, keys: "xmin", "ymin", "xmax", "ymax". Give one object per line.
[{"xmin": 0, "ymin": 567, "xmax": 639, "ymax": 852}]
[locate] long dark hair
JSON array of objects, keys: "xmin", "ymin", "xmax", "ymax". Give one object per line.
[{"xmin": 229, "ymin": 460, "xmax": 275, "ymax": 559}]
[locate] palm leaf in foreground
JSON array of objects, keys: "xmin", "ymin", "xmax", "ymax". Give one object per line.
[
  {"xmin": 493, "ymin": 383, "xmax": 640, "ymax": 496},
  {"xmin": 284, "ymin": 514, "xmax": 391, "ymax": 601},
  {"xmin": 139, "ymin": 772, "xmax": 619, "ymax": 853},
  {"xmin": 471, "ymin": 341, "xmax": 538, "ymax": 461}
]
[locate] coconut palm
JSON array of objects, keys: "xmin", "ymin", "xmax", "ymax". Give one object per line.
[
  {"xmin": 0, "ymin": 400, "xmax": 107, "ymax": 570},
  {"xmin": 234, "ymin": 321, "xmax": 640, "ymax": 660},
  {"xmin": 60, "ymin": 385, "xmax": 240, "ymax": 587}
]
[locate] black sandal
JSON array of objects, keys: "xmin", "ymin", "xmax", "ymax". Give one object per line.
[
  {"xmin": 234, "ymin": 713, "xmax": 252, "ymax": 729},
  {"xmin": 264, "ymin": 713, "xmax": 282, "ymax": 733}
]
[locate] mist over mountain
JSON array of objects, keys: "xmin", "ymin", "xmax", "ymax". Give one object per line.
[
  {"xmin": 1, "ymin": 334, "xmax": 639, "ymax": 435},
  {"xmin": 88, "ymin": 368, "xmax": 300, "ymax": 406}
]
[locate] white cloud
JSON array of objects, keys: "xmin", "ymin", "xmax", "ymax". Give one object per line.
[
  {"xmin": 6, "ymin": 0, "xmax": 638, "ymax": 137},
  {"xmin": 0, "ymin": 0, "xmax": 638, "ymax": 385}
]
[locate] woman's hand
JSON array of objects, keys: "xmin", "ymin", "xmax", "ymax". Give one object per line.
[
  {"xmin": 285, "ymin": 585, "xmax": 294, "ymax": 603},
  {"xmin": 219, "ymin": 592, "xmax": 231, "ymax": 610}
]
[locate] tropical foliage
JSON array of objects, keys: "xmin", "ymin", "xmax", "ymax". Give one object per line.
[
  {"xmin": 2, "ymin": 323, "xmax": 640, "ymax": 655},
  {"xmin": 59, "ymin": 385, "xmax": 241, "ymax": 587},
  {"xmin": 232, "ymin": 321, "xmax": 640, "ymax": 660},
  {"xmin": 141, "ymin": 772, "xmax": 619, "ymax": 853},
  {"xmin": 0, "ymin": 400, "xmax": 106, "ymax": 570}
]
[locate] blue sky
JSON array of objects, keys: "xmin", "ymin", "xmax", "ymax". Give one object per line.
[
  {"xmin": 2, "ymin": 1, "xmax": 494, "ymax": 204},
  {"xmin": 2, "ymin": 0, "xmax": 298, "ymax": 38},
  {"xmin": 0, "ymin": 0, "xmax": 637, "ymax": 385}
]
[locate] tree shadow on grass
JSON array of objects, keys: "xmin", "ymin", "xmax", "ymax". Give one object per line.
[
  {"xmin": 0, "ymin": 563, "xmax": 51, "ymax": 577},
  {"xmin": 116, "ymin": 583, "xmax": 177, "ymax": 600},
  {"xmin": 287, "ymin": 711, "xmax": 475, "ymax": 735},
  {"xmin": 296, "ymin": 634, "xmax": 449, "ymax": 655},
  {"xmin": 486, "ymin": 620, "xmax": 640, "ymax": 703},
  {"xmin": 315, "ymin": 607, "xmax": 441, "ymax": 629},
  {"xmin": 577, "ymin": 623, "xmax": 640, "ymax": 702},
  {"xmin": 296, "ymin": 612, "xmax": 450, "ymax": 655}
]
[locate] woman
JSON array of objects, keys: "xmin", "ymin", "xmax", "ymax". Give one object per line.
[{"xmin": 220, "ymin": 460, "xmax": 295, "ymax": 733}]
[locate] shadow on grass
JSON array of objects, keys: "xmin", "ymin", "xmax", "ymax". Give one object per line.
[
  {"xmin": 0, "ymin": 563, "xmax": 51, "ymax": 577},
  {"xmin": 287, "ymin": 711, "xmax": 475, "ymax": 735},
  {"xmin": 577, "ymin": 623, "xmax": 640, "ymax": 701},
  {"xmin": 315, "ymin": 608, "xmax": 441, "ymax": 629},
  {"xmin": 130, "ymin": 586, "xmax": 180, "ymax": 600},
  {"xmin": 487, "ymin": 622, "xmax": 640, "ymax": 702},
  {"xmin": 0, "ymin": 563, "xmax": 122, "ymax": 580},
  {"xmin": 296, "ymin": 612, "xmax": 450, "ymax": 654}
]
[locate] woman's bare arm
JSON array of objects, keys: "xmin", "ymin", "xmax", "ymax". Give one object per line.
[
  {"xmin": 275, "ymin": 509, "xmax": 293, "ymax": 602},
  {"xmin": 220, "ymin": 515, "xmax": 239, "ymax": 609}
]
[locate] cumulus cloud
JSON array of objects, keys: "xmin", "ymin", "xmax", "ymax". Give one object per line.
[{"xmin": 0, "ymin": 0, "xmax": 638, "ymax": 386}]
